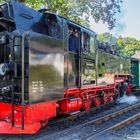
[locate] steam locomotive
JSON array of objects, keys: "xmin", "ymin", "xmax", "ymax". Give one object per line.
[{"xmin": 0, "ymin": 0, "xmax": 139, "ymax": 134}]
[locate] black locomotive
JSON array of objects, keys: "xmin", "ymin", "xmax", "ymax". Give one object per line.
[{"xmin": 0, "ymin": 0, "xmax": 138, "ymax": 134}]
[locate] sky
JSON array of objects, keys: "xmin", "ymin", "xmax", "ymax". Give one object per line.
[{"xmin": 90, "ymin": 0, "xmax": 140, "ymax": 40}]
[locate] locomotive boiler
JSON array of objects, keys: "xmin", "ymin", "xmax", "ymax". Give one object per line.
[{"xmin": 0, "ymin": 0, "xmax": 132, "ymax": 134}]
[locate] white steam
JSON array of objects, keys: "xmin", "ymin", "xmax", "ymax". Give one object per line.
[{"xmin": 118, "ymin": 95, "xmax": 138, "ymax": 105}]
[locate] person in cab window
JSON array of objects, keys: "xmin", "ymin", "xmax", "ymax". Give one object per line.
[
  {"xmin": 69, "ymin": 29, "xmax": 79, "ymax": 53},
  {"xmin": 69, "ymin": 29, "xmax": 74, "ymax": 52},
  {"xmin": 74, "ymin": 30, "xmax": 79, "ymax": 52},
  {"xmin": 68, "ymin": 29, "xmax": 77, "ymax": 52}
]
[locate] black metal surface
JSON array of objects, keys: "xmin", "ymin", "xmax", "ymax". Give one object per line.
[
  {"xmin": 28, "ymin": 32, "xmax": 64, "ymax": 103},
  {"xmin": 67, "ymin": 53, "xmax": 79, "ymax": 88},
  {"xmin": 12, "ymin": 1, "xmax": 42, "ymax": 31},
  {"xmin": 97, "ymin": 50, "xmax": 131, "ymax": 85},
  {"xmin": 81, "ymin": 59, "xmax": 96, "ymax": 86}
]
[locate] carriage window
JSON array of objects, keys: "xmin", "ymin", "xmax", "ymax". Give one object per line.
[
  {"xmin": 82, "ymin": 32, "xmax": 90, "ymax": 53},
  {"xmin": 90, "ymin": 36, "xmax": 95, "ymax": 53}
]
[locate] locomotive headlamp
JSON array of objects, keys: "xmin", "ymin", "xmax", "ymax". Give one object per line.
[
  {"xmin": 0, "ymin": 35, "xmax": 6, "ymax": 45},
  {"xmin": 0, "ymin": 63, "xmax": 13, "ymax": 76},
  {"xmin": 0, "ymin": 63, "xmax": 8, "ymax": 76}
]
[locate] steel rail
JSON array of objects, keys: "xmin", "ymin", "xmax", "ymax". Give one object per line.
[{"xmin": 84, "ymin": 113, "xmax": 140, "ymax": 140}]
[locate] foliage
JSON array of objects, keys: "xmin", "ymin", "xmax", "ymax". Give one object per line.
[
  {"xmin": 23, "ymin": 0, "xmax": 47, "ymax": 10},
  {"xmin": 11, "ymin": 0, "xmax": 122, "ymax": 29},
  {"xmin": 116, "ymin": 37, "xmax": 140, "ymax": 56},
  {"xmin": 98, "ymin": 33, "xmax": 140, "ymax": 57},
  {"xmin": 97, "ymin": 32, "xmax": 117, "ymax": 45}
]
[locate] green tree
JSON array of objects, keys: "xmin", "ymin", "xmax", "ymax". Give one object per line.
[
  {"xmin": 15, "ymin": 0, "xmax": 122, "ymax": 29},
  {"xmin": 117, "ymin": 37, "xmax": 140, "ymax": 56},
  {"xmin": 98, "ymin": 33, "xmax": 140, "ymax": 57},
  {"xmin": 97, "ymin": 33, "xmax": 117, "ymax": 45}
]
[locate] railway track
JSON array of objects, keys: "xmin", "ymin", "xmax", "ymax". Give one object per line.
[
  {"xmin": 83, "ymin": 110, "xmax": 140, "ymax": 140},
  {"xmin": 47, "ymin": 102, "xmax": 140, "ymax": 140}
]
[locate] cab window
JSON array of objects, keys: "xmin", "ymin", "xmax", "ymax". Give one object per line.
[
  {"xmin": 82, "ymin": 32, "xmax": 90, "ymax": 53},
  {"xmin": 90, "ymin": 36, "xmax": 95, "ymax": 53},
  {"xmin": 68, "ymin": 25, "xmax": 80, "ymax": 53}
]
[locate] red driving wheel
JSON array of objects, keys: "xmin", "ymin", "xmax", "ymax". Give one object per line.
[
  {"xmin": 93, "ymin": 97, "xmax": 100, "ymax": 107},
  {"xmin": 102, "ymin": 92, "xmax": 108, "ymax": 104},
  {"xmin": 109, "ymin": 94, "xmax": 114, "ymax": 102},
  {"xmin": 83, "ymin": 96, "xmax": 92, "ymax": 110}
]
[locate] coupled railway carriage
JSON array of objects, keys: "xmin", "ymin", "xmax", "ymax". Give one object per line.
[
  {"xmin": 0, "ymin": 0, "xmax": 134, "ymax": 134},
  {"xmin": 131, "ymin": 58, "xmax": 140, "ymax": 90}
]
